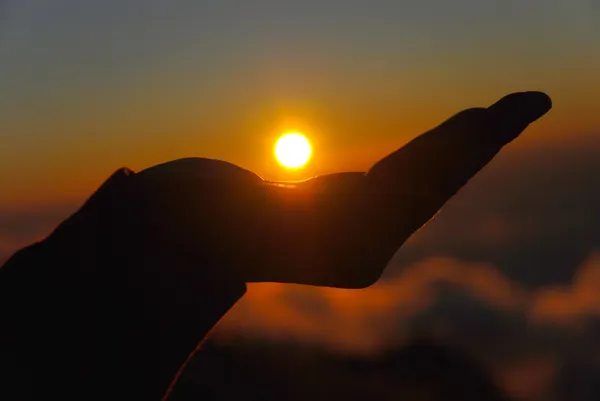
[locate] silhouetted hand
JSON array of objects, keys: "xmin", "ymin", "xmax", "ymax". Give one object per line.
[
  {"xmin": 1, "ymin": 91, "xmax": 551, "ymax": 401},
  {"xmin": 246, "ymin": 91, "xmax": 553, "ymax": 287},
  {"xmin": 80, "ymin": 91, "xmax": 550, "ymax": 290}
]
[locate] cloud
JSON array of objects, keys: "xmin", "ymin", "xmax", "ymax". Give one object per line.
[
  {"xmin": 217, "ymin": 257, "xmax": 526, "ymax": 353},
  {"xmin": 391, "ymin": 139, "xmax": 600, "ymax": 288},
  {"xmin": 496, "ymin": 356, "xmax": 558, "ymax": 401},
  {"xmin": 214, "ymin": 250, "xmax": 600, "ymax": 401},
  {"xmin": 214, "ymin": 254, "xmax": 600, "ymax": 401},
  {"xmin": 530, "ymin": 252, "xmax": 600, "ymax": 324}
]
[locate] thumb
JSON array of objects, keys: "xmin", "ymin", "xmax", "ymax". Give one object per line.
[
  {"xmin": 78, "ymin": 168, "xmax": 136, "ymax": 215},
  {"xmin": 48, "ymin": 168, "xmax": 135, "ymax": 239}
]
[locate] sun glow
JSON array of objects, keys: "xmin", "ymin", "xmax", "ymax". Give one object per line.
[{"xmin": 274, "ymin": 133, "xmax": 312, "ymax": 169}]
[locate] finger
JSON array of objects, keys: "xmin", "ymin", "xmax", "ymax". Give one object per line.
[
  {"xmin": 365, "ymin": 92, "xmax": 551, "ymax": 234},
  {"xmin": 252, "ymin": 89, "xmax": 552, "ymax": 288},
  {"xmin": 132, "ymin": 158, "xmax": 263, "ymax": 247},
  {"xmin": 47, "ymin": 167, "xmax": 136, "ymax": 253},
  {"xmin": 132, "ymin": 158, "xmax": 263, "ymax": 253},
  {"xmin": 71, "ymin": 167, "xmax": 135, "ymax": 218},
  {"xmin": 137, "ymin": 157, "xmax": 263, "ymax": 184},
  {"xmin": 126, "ymin": 158, "xmax": 265, "ymax": 281}
]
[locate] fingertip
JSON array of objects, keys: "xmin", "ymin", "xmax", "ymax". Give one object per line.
[
  {"xmin": 488, "ymin": 91, "xmax": 552, "ymax": 125},
  {"xmin": 113, "ymin": 167, "xmax": 136, "ymax": 178}
]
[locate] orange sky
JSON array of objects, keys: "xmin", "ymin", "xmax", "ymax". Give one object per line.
[
  {"xmin": 2, "ymin": 6, "xmax": 600, "ymax": 398},
  {"xmin": 1, "ymin": 1, "xmax": 599, "ymax": 208},
  {"xmin": 2, "ymin": 81, "xmax": 599, "ymax": 209}
]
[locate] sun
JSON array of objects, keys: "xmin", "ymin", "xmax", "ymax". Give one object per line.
[{"xmin": 274, "ymin": 133, "xmax": 312, "ymax": 169}]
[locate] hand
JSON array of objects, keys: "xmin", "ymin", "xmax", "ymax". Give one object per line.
[
  {"xmin": 4, "ymin": 91, "xmax": 551, "ymax": 401},
  {"xmin": 54, "ymin": 91, "xmax": 551, "ymax": 291},
  {"xmin": 241, "ymin": 91, "xmax": 552, "ymax": 287}
]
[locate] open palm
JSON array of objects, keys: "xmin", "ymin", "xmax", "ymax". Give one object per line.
[
  {"xmin": 2, "ymin": 91, "xmax": 552, "ymax": 401},
  {"xmin": 102, "ymin": 91, "xmax": 553, "ymax": 290}
]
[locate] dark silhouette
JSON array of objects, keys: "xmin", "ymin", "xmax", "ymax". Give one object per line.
[{"xmin": 1, "ymin": 92, "xmax": 551, "ymax": 400}]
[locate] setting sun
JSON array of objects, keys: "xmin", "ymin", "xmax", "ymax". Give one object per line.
[{"xmin": 274, "ymin": 133, "xmax": 312, "ymax": 169}]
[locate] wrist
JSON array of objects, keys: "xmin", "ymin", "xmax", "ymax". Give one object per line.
[
  {"xmin": 38, "ymin": 217, "xmax": 247, "ymax": 400},
  {"xmin": 32, "ymin": 172, "xmax": 249, "ymax": 399}
]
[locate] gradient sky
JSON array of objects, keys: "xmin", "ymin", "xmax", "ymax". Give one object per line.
[
  {"xmin": 1, "ymin": 0, "xmax": 599, "ymax": 207},
  {"xmin": 3, "ymin": 3, "xmax": 600, "ymax": 399}
]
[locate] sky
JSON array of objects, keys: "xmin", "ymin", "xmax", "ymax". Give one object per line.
[
  {"xmin": 0, "ymin": 0, "xmax": 599, "ymax": 206},
  {"xmin": 2, "ymin": 1, "xmax": 600, "ymax": 400}
]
